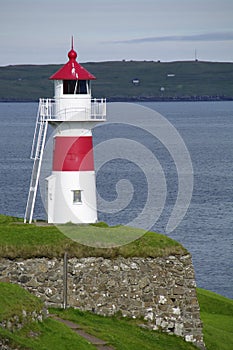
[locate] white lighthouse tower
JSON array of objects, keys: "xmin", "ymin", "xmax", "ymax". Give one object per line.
[{"xmin": 24, "ymin": 40, "xmax": 106, "ymax": 224}]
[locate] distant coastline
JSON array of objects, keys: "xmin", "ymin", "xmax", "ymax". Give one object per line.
[
  {"xmin": 108, "ymin": 96, "xmax": 233, "ymax": 102},
  {"xmin": 1, "ymin": 60, "xmax": 233, "ymax": 102}
]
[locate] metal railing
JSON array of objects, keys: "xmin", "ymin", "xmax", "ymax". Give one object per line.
[{"xmin": 39, "ymin": 98, "xmax": 106, "ymax": 121}]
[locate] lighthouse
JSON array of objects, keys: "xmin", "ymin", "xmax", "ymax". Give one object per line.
[{"xmin": 24, "ymin": 40, "xmax": 106, "ymax": 224}]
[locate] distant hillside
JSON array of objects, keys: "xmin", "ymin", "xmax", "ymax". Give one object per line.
[{"xmin": 1, "ymin": 60, "xmax": 233, "ymax": 101}]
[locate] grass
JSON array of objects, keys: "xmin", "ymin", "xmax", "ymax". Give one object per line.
[
  {"xmin": 0, "ymin": 282, "xmax": 43, "ymax": 323},
  {"xmin": 0, "ymin": 282, "xmax": 95, "ymax": 349},
  {"xmin": 0, "ymin": 318, "xmax": 96, "ymax": 350},
  {"xmin": 197, "ymin": 289, "xmax": 233, "ymax": 350},
  {"xmin": 50, "ymin": 308, "xmax": 198, "ymax": 350},
  {"xmin": 0, "ymin": 214, "xmax": 186, "ymax": 259}
]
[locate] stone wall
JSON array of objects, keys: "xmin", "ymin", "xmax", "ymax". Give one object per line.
[
  {"xmin": 0, "ymin": 309, "xmax": 44, "ymax": 332},
  {"xmin": 0, "ymin": 255, "xmax": 205, "ymax": 349},
  {"xmin": 0, "ymin": 339, "xmax": 19, "ymax": 350}
]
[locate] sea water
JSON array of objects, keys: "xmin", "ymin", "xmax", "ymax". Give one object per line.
[{"xmin": 0, "ymin": 101, "xmax": 232, "ymax": 299}]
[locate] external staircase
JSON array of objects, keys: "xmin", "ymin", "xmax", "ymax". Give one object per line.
[{"xmin": 24, "ymin": 101, "xmax": 49, "ymax": 223}]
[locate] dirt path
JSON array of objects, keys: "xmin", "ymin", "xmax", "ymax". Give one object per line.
[{"xmin": 50, "ymin": 315, "xmax": 115, "ymax": 350}]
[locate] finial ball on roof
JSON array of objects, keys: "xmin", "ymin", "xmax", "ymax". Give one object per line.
[{"xmin": 68, "ymin": 49, "xmax": 77, "ymax": 60}]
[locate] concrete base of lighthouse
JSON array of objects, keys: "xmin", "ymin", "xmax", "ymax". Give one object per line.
[{"xmin": 46, "ymin": 171, "xmax": 97, "ymax": 224}]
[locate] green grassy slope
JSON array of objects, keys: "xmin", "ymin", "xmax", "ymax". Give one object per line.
[
  {"xmin": 0, "ymin": 282, "xmax": 96, "ymax": 349},
  {"xmin": 197, "ymin": 289, "xmax": 233, "ymax": 350},
  {"xmin": 0, "ymin": 282, "xmax": 43, "ymax": 323},
  {"xmin": 1, "ymin": 61, "xmax": 233, "ymax": 101},
  {"xmin": 51, "ymin": 307, "xmax": 198, "ymax": 350},
  {"xmin": 0, "ymin": 317, "xmax": 96, "ymax": 350},
  {"xmin": 0, "ymin": 215, "xmax": 186, "ymax": 259}
]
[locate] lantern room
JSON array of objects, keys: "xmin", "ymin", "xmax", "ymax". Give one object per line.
[{"xmin": 49, "ymin": 40, "xmax": 99, "ymax": 120}]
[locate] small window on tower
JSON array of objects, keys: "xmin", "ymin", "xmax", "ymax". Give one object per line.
[{"xmin": 73, "ymin": 190, "xmax": 82, "ymax": 204}]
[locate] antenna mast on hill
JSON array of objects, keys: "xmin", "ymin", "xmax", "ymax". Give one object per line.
[{"xmin": 195, "ymin": 48, "xmax": 198, "ymax": 61}]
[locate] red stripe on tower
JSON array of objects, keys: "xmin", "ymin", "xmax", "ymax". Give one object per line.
[{"xmin": 53, "ymin": 136, "xmax": 94, "ymax": 171}]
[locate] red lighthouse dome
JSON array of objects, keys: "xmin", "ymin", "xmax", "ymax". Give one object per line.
[{"xmin": 50, "ymin": 40, "xmax": 96, "ymax": 81}]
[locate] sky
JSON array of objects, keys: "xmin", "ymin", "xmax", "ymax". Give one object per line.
[{"xmin": 1, "ymin": 0, "xmax": 233, "ymax": 66}]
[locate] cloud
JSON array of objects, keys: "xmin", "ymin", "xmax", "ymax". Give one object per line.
[{"xmin": 112, "ymin": 32, "xmax": 233, "ymax": 44}]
